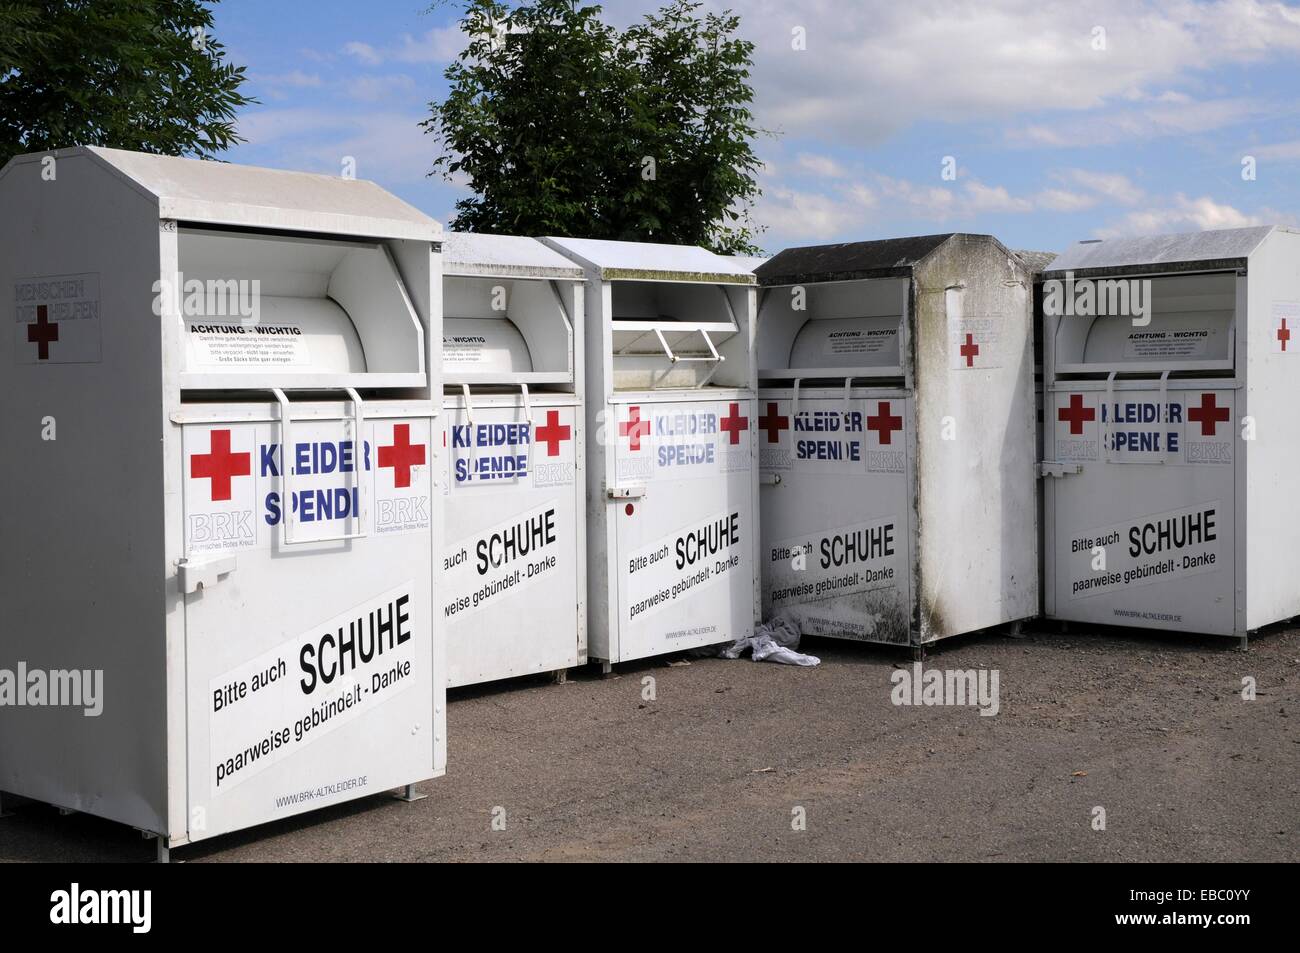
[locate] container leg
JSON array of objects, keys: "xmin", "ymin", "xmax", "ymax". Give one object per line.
[
  {"xmin": 551, "ymin": 668, "xmax": 568, "ymax": 685},
  {"xmin": 1238, "ymin": 634, "xmax": 1249, "ymax": 653},
  {"xmin": 1059, "ymin": 620, "xmax": 1070, "ymax": 634},
  {"xmin": 394, "ymin": 784, "xmax": 427, "ymax": 803},
  {"xmin": 912, "ymin": 644, "xmax": 926, "ymax": 662},
  {"xmin": 600, "ymin": 661, "xmax": 613, "ymax": 677},
  {"xmin": 1006, "ymin": 619, "xmax": 1026, "ymax": 639},
  {"xmin": 141, "ymin": 830, "xmax": 170, "ymax": 864}
]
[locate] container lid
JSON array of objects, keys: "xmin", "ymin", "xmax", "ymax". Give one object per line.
[
  {"xmin": 27, "ymin": 146, "xmax": 443, "ymax": 242},
  {"xmin": 1044, "ymin": 226, "xmax": 1278, "ymax": 279},
  {"xmin": 756, "ymin": 233, "xmax": 963, "ymax": 285},
  {"xmin": 1013, "ymin": 249, "xmax": 1058, "ymax": 276},
  {"xmin": 542, "ymin": 237, "xmax": 755, "ymax": 284},
  {"xmin": 443, "ymin": 232, "xmax": 585, "ymax": 279}
]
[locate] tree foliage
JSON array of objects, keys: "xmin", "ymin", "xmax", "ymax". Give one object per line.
[
  {"xmin": 425, "ymin": 0, "xmax": 765, "ymax": 255},
  {"xmin": 0, "ymin": 0, "xmax": 253, "ymax": 168}
]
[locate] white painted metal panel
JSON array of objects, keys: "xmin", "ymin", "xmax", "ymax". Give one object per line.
[
  {"xmin": 441, "ymin": 398, "xmax": 583, "ymax": 686},
  {"xmin": 181, "ymin": 412, "xmax": 437, "ymax": 839},
  {"xmin": 0, "ymin": 147, "xmax": 445, "ymax": 848},
  {"xmin": 759, "ymin": 390, "xmax": 913, "ymax": 643},
  {"xmin": 611, "ymin": 395, "xmax": 756, "ymax": 659},
  {"xmin": 439, "ymin": 242, "xmax": 586, "ymax": 687},
  {"xmin": 548, "ymin": 237, "xmax": 759, "ymax": 665}
]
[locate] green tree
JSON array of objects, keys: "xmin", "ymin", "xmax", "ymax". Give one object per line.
[
  {"xmin": 425, "ymin": 0, "xmax": 765, "ymax": 255},
  {"xmin": 0, "ymin": 0, "xmax": 253, "ymax": 168}
]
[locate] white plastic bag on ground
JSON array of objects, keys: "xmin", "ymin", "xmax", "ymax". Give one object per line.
[{"xmin": 719, "ymin": 614, "xmax": 819, "ymax": 666}]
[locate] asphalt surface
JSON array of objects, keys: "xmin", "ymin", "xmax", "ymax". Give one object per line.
[{"xmin": 2, "ymin": 623, "xmax": 1296, "ymax": 862}]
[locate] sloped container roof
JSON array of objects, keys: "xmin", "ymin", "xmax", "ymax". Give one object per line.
[
  {"xmin": 756, "ymin": 233, "xmax": 980, "ymax": 285},
  {"xmin": 443, "ymin": 232, "xmax": 585, "ymax": 279},
  {"xmin": 542, "ymin": 236, "xmax": 756, "ymax": 284},
  {"xmin": 1045, "ymin": 226, "xmax": 1277, "ymax": 278},
  {"xmin": 0, "ymin": 146, "xmax": 443, "ymax": 242}
]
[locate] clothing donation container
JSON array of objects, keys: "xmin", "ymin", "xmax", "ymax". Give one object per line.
[
  {"xmin": 754, "ymin": 234, "xmax": 1038, "ymax": 653},
  {"xmin": 440, "ymin": 233, "xmax": 586, "ymax": 686},
  {"xmin": 542, "ymin": 238, "xmax": 760, "ymax": 669},
  {"xmin": 0, "ymin": 147, "xmax": 445, "ymax": 857},
  {"xmin": 1041, "ymin": 226, "xmax": 1300, "ymax": 645}
]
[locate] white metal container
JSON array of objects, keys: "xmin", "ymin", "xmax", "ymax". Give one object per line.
[
  {"xmin": 542, "ymin": 238, "xmax": 760, "ymax": 666},
  {"xmin": 0, "ymin": 147, "xmax": 446, "ymax": 851},
  {"xmin": 755, "ymin": 234, "xmax": 1039, "ymax": 650},
  {"xmin": 1042, "ymin": 226, "xmax": 1300, "ymax": 642},
  {"xmin": 440, "ymin": 234, "xmax": 586, "ymax": 687}
]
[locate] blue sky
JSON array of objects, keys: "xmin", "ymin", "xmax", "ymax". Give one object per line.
[{"xmin": 212, "ymin": 0, "xmax": 1300, "ymax": 256}]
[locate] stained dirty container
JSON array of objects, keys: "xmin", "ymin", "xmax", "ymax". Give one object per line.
[
  {"xmin": 754, "ymin": 234, "xmax": 1038, "ymax": 652},
  {"xmin": 0, "ymin": 147, "xmax": 445, "ymax": 856},
  {"xmin": 1042, "ymin": 226, "xmax": 1300, "ymax": 643},
  {"xmin": 440, "ymin": 234, "xmax": 586, "ymax": 686},
  {"xmin": 542, "ymin": 238, "xmax": 760, "ymax": 668}
]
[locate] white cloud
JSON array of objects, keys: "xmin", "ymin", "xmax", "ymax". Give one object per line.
[
  {"xmin": 1251, "ymin": 140, "xmax": 1300, "ymax": 160},
  {"xmin": 234, "ymin": 108, "xmax": 435, "ymax": 187},
  {"xmin": 1095, "ymin": 194, "xmax": 1289, "ymax": 236},
  {"xmin": 1008, "ymin": 96, "xmax": 1276, "ymax": 147},
  {"xmin": 259, "ymin": 70, "xmax": 322, "ymax": 89},
  {"xmin": 756, "ymin": 184, "xmax": 875, "ymax": 240},
  {"xmin": 1062, "ymin": 169, "xmax": 1145, "ymax": 205},
  {"xmin": 875, "ymin": 175, "xmax": 958, "ymax": 218},
  {"xmin": 723, "ymin": 0, "xmax": 1300, "ymax": 145},
  {"xmin": 795, "ymin": 152, "xmax": 849, "ymax": 178},
  {"xmin": 343, "ymin": 27, "xmax": 466, "ymax": 67},
  {"xmin": 965, "ymin": 181, "xmax": 1033, "ymax": 213},
  {"xmin": 1035, "ymin": 188, "xmax": 1098, "ymax": 212},
  {"xmin": 347, "ymin": 74, "xmax": 417, "ymax": 103},
  {"xmin": 343, "ymin": 41, "xmax": 382, "ymax": 67}
]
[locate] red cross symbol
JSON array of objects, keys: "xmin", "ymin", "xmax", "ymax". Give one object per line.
[
  {"xmin": 620, "ymin": 406, "xmax": 651, "ymax": 450},
  {"xmin": 1279, "ymin": 318, "xmax": 1291, "ymax": 352},
  {"xmin": 190, "ymin": 429, "xmax": 251, "ymax": 502},
  {"xmin": 1187, "ymin": 393, "xmax": 1230, "ymax": 436},
  {"xmin": 534, "ymin": 410, "xmax": 571, "ymax": 456},
  {"xmin": 1057, "ymin": 394, "xmax": 1095, "ymax": 435},
  {"xmin": 719, "ymin": 402, "xmax": 749, "ymax": 445},
  {"xmin": 27, "ymin": 305, "xmax": 59, "ymax": 361},
  {"xmin": 959, "ymin": 333, "xmax": 980, "ymax": 368},
  {"xmin": 758, "ymin": 402, "xmax": 789, "ymax": 443},
  {"xmin": 378, "ymin": 423, "xmax": 427, "ymax": 488},
  {"xmin": 866, "ymin": 401, "xmax": 903, "ymax": 444}
]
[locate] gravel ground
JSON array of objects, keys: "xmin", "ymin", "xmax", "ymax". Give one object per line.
[{"xmin": 2, "ymin": 623, "xmax": 1296, "ymax": 862}]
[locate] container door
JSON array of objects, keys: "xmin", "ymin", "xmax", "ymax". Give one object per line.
[
  {"xmin": 441, "ymin": 399, "xmax": 581, "ymax": 686},
  {"xmin": 1047, "ymin": 385, "xmax": 1236, "ymax": 633},
  {"xmin": 180, "ymin": 411, "xmax": 436, "ymax": 841},
  {"xmin": 611, "ymin": 396, "xmax": 755, "ymax": 661},
  {"xmin": 759, "ymin": 391, "xmax": 913, "ymax": 644}
]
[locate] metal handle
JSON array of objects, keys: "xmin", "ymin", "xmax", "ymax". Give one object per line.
[
  {"xmin": 607, "ymin": 486, "xmax": 646, "ymax": 500},
  {"xmin": 520, "ymin": 383, "xmax": 533, "ymax": 426},
  {"xmin": 760, "ymin": 473, "xmax": 782, "ymax": 486},
  {"xmin": 461, "ymin": 383, "xmax": 475, "ymax": 425},
  {"xmin": 178, "ymin": 554, "xmax": 237, "ymax": 593},
  {"xmin": 272, "ymin": 387, "xmax": 369, "ymax": 546},
  {"xmin": 1040, "ymin": 462, "xmax": 1082, "ymax": 478}
]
